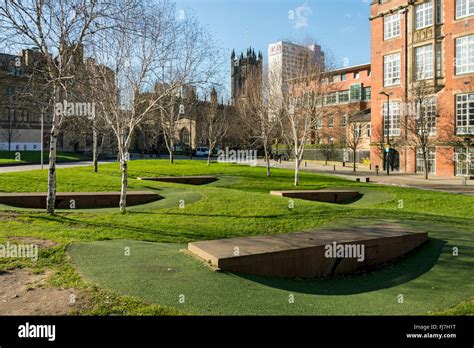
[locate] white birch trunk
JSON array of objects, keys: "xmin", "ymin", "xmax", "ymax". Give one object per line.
[
  {"xmin": 46, "ymin": 127, "xmax": 59, "ymax": 214},
  {"xmin": 294, "ymin": 157, "xmax": 300, "ymax": 187},
  {"xmin": 93, "ymin": 127, "xmax": 98, "ymax": 173},
  {"xmin": 119, "ymin": 154, "xmax": 128, "ymax": 213},
  {"xmin": 264, "ymin": 144, "xmax": 271, "ymax": 177}
]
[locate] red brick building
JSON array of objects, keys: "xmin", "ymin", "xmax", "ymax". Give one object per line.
[
  {"xmin": 370, "ymin": 0, "xmax": 474, "ymax": 177},
  {"xmin": 290, "ymin": 64, "xmax": 372, "ymax": 158},
  {"xmin": 317, "ymin": 64, "xmax": 372, "ymax": 152}
]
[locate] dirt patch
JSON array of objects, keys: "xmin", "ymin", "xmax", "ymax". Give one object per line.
[
  {"xmin": 0, "ymin": 269, "xmax": 80, "ymax": 315},
  {"xmin": 8, "ymin": 237, "xmax": 59, "ymax": 248}
]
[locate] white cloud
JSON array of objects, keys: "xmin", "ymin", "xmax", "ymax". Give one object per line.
[{"xmin": 293, "ymin": 3, "xmax": 312, "ymax": 29}]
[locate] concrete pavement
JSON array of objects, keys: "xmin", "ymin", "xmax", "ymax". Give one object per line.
[
  {"xmin": 257, "ymin": 159, "xmax": 474, "ymax": 195},
  {"xmin": 2, "ymin": 157, "xmax": 473, "ymax": 195}
]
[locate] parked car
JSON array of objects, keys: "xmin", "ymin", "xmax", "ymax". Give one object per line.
[{"xmin": 195, "ymin": 147, "xmax": 210, "ymax": 157}]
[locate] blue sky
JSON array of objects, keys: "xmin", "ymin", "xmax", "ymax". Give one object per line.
[{"xmin": 176, "ymin": 0, "xmax": 372, "ymax": 69}]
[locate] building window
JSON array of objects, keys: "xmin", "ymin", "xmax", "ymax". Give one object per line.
[
  {"xmin": 456, "ymin": 0, "xmax": 474, "ymax": 19},
  {"xmin": 328, "ymin": 116, "xmax": 334, "ymax": 128},
  {"xmin": 362, "ymin": 86, "xmax": 371, "ymax": 101},
  {"xmin": 415, "ymin": 2, "xmax": 433, "ymax": 30},
  {"xmin": 436, "ymin": 0, "xmax": 443, "ymax": 24},
  {"xmin": 384, "ymin": 53, "xmax": 400, "ymax": 86},
  {"xmin": 341, "ymin": 73, "xmax": 346, "ymax": 81},
  {"xmin": 341, "ymin": 115, "xmax": 347, "ymax": 128},
  {"xmin": 316, "ymin": 118, "xmax": 323, "ymax": 129},
  {"xmin": 338, "ymin": 90, "xmax": 349, "ymax": 103},
  {"xmin": 416, "ymin": 148, "xmax": 436, "ymax": 174},
  {"xmin": 456, "ymin": 94, "xmax": 474, "ymax": 135},
  {"xmin": 350, "ymin": 84, "xmax": 361, "ymax": 102},
  {"xmin": 384, "ymin": 13, "xmax": 400, "ymax": 40},
  {"xmin": 455, "ymin": 35, "xmax": 474, "ymax": 75},
  {"xmin": 383, "ymin": 102, "xmax": 401, "ymax": 137},
  {"xmin": 355, "ymin": 124, "xmax": 363, "ymax": 138},
  {"xmin": 326, "ymin": 93, "xmax": 337, "ymax": 105},
  {"xmin": 180, "ymin": 128, "xmax": 190, "ymax": 145},
  {"xmin": 416, "ymin": 96, "xmax": 437, "ymax": 136},
  {"xmin": 367, "ymin": 123, "xmax": 372, "ymax": 138},
  {"xmin": 436, "ymin": 42, "xmax": 443, "ymax": 78},
  {"xmin": 354, "ymin": 72, "xmax": 360, "ymax": 79},
  {"xmin": 415, "ymin": 44, "xmax": 434, "ymax": 80}
]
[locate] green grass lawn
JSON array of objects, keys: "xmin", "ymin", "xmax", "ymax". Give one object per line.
[
  {"xmin": 0, "ymin": 159, "xmax": 472, "ymax": 315},
  {"xmin": 0, "ymin": 151, "xmax": 89, "ymax": 165}
]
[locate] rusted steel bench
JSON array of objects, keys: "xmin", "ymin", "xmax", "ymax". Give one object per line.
[
  {"xmin": 270, "ymin": 189, "xmax": 360, "ymax": 203},
  {"xmin": 188, "ymin": 224, "xmax": 428, "ymax": 279},
  {"xmin": 0, "ymin": 191, "xmax": 162, "ymax": 209}
]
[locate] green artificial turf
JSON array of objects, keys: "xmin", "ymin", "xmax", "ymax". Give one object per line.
[
  {"xmin": 68, "ymin": 220, "xmax": 473, "ymax": 315},
  {"xmin": 0, "ymin": 159, "xmax": 472, "ymax": 315},
  {"xmin": 0, "ymin": 151, "xmax": 89, "ymax": 165}
]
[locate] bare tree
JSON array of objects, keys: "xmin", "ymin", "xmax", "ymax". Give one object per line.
[
  {"xmin": 344, "ymin": 115, "xmax": 365, "ymax": 172},
  {"xmin": 273, "ymin": 41, "xmax": 331, "ymax": 186},
  {"xmin": 0, "ymin": 0, "xmax": 115, "ymax": 213},
  {"xmin": 238, "ymin": 67, "xmax": 279, "ymax": 176},
  {"xmin": 89, "ymin": 0, "xmax": 187, "ymax": 213},
  {"xmin": 61, "ymin": 111, "xmax": 112, "ymax": 172},
  {"xmin": 403, "ymin": 80, "xmax": 440, "ymax": 180},
  {"xmin": 202, "ymin": 87, "xmax": 229, "ymax": 165},
  {"xmin": 156, "ymin": 88, "xmax": 190, "ymax": 164},
  {"xmin": 80, "ymin": 58, "xmax": 115, "ymax": 173},
  {"xmin": 319, "ymin": 143, "xmax": 338, "ymax": 165},
  {"xmin": 0, "ymin": 108, "xmax": 23, "ymax": 151},
  {"xmin": 154, "ymin": 8, "xmax": 224, "ymax": 165}
]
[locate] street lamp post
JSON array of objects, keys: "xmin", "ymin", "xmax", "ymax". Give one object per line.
[{"xmin": 380, "ymin": 91, "xmax": 391, "ymax": 175}]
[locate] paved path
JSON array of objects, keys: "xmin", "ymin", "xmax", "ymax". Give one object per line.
[
  {"xmin": 257, "ymin": 160, "xmax": 474, "ymax": 195},
  {"xmin": 0, "ymin": 161, "xmax": 106, "ymax": 173},
  {"xmin": 3, "ymin": 158, "xmax": 473, "ymax": 195}
]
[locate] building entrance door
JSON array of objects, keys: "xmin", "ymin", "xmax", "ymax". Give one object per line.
[{"xmin": 455, "ymin": 147, "xmax": 474, "ymax": 177}]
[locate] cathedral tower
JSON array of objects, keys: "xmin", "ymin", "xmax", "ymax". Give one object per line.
[{"xmin": 230, "ymin": 47, "xmax": 262, "ymax": 106}]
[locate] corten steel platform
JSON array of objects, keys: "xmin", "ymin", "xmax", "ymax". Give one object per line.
[
  {"xmin": 137, "ymin": 175, "xmax": 218, "ymax": 185},
  {"xmin": 270, "ymin": 189, "xmax": 360, "ymax": 203},
  {"xmin": 0, "ymin": 191, "xmax": 162, "ymax": 209},
  {"xmin": 188, "ymin": 224, "xmax": 428, "ymax": 278}
]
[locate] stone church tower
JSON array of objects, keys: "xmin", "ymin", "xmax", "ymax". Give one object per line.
[{"xmin": 230, "ymin": 47, "xmax": 262, "ymax": 106}]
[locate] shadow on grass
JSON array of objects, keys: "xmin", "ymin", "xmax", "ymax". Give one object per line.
[
  {"xmin": 28, "ymin": 214, "xmax": 209, "ymax": 240},
  {"xmin": 232, "ymin": 238, "xmax": 446, "ymax": 295},
  {"xmin": 337, "ymin": 193, "xmax": 364, "ymax": 205}
]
